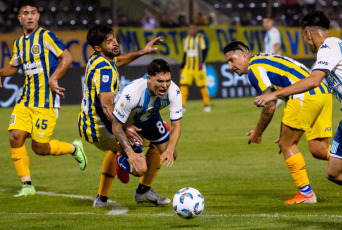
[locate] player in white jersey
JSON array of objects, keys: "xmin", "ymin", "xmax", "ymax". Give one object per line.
[
  {"xmin": 255, "ymin": 11, "xmax": 342, "ymax": 186},
  {"xmin": 263, "ymin": 17, "xmax": 281, "ymax": 55},
  {"xmin": 112, "ymin": 59, "xmax": 182, "ymax": 201}
]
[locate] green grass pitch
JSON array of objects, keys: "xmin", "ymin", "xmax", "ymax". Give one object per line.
[{"xmin": 1, "ymin": 98, "xmax": 342, "ymax": 229}]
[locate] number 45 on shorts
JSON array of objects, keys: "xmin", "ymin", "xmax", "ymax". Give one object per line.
[{"xmin": 35, "ymin": 119, "xmax": 48, "ymax": 130}]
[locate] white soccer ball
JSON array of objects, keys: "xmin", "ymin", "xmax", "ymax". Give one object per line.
[{"xmin": 173, "ymin": 187, "xmax": 205, "ymax": 219}]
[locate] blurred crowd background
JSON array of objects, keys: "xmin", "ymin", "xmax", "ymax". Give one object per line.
[{"xmin": 0, "ymin": 0, "xmax": 341, "ymax": 33}]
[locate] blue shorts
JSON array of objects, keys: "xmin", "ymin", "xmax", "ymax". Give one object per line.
[
  {"xmin": 136, "ymin": 112, "xmax": 169, "ymax": 145},
  {"xmin": 330, "ymin": 120, "xmax": 342, "ymax": 160}
]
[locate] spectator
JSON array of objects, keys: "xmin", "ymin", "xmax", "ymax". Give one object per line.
[
  {"xmin": 141, "ymin": 9, "xmax": 159, "ymax": 29},
  {"xmin": 194, "ymin": 12, "xmax": 208, "ymax": 26}
]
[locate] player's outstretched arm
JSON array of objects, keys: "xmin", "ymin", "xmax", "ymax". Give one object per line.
[
  {"xmin": 112, "ymin": 118, "xmax": 146, "ymax": 172},
  {"xmin": 48, "ymin": 50, "xmax": 72, "ymax": 97},
  {"xmin": 0, "ymin": 64, "xmax": 19, "ymax": 87},
  {"xmin": 254, "ymin": 70, "xmax": 327, "ymax": 107},
  {"xmin": 116, "ymin": 37, "xmax": 162, "ymax": 68},
  {"xmin": 160, "ymin": 119, "xmax": 182, "ymax": 167}
]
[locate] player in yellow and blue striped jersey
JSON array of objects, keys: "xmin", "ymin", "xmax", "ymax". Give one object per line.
[
  {"xmin": 224, "ymin": 41, "xmax": 332, "ymax": 204},
  {"xmin": 78, "ymin": 25, "xmax": 171, "ymax": 207},
  {"xmin": 179, "ymin": 24, "xmax": 210, "ymax": 112},
  {"xmin": 0, "ymin": 0, "xmax": 87, "ymax": 197}
]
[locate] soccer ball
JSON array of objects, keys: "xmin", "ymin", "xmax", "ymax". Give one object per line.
[{"xmin": 173, "ymin": 187, "xmax": 205, "ymax": 219}]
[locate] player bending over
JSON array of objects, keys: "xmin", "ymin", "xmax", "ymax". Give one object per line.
[{"xmin": 224, "ymin": 41, "xmax": 332, "ymax": 204}]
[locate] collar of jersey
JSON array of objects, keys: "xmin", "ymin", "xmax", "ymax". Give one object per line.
[{"xmin": 24, "ymin": 26, "xmax": 40, "ymax": 39}]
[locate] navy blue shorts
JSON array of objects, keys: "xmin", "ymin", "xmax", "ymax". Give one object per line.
[
  {"xmin": 136, "ymin": 112, "xmax": 169, "ymax": 145},
  {"xmin": 330, "ymin": 120, "xmax": 342, "ymax": 160}
]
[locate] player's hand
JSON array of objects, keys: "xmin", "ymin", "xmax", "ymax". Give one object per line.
[
  {"xmin": 254, "ymin": 93, "xmax": 277, "ymax": 107},
  {"xmin": 160, "ymin": 149, "xmax": 174, "ymax": 167},
  {"xmin": 127, "ymin": 151, "xmax": 146, "ymax": 173},
  {"xmin": 142, "ymin": 37, "xmax": 163, "ymax": 54},
  {"xmin": 49, "ymin": 78, "xmax": 65, "ymax": 98},
  {"xmin": 246, "ymin": 130, "xmax": 262, "ymax": 144},
  {"xmin": 124, "ymin": 125, "xmax": 143, "ymax": 145}
]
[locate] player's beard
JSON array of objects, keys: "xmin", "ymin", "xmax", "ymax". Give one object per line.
[{"xmin": 104, "ymin": 49, "xmax": 120, "ymax": 60}]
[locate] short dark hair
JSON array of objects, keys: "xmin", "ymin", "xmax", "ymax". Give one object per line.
[
  {"xmin": 301, "ymin": 11, "xmax": 330, "ymax": 30},
  {"xmin": 17, "ymin": 0, "xmax": 39, "ymax": 12},
  {"xmin": 223, "ymin": 41, "xmax": 250, "ymax": 54},
  {"xmin": 147, "ymin": 59, "xmax": 171, "ymax": 76},
  {"xmin": 87, "ymin": 25, "xmax": 113, "ymax": 48}
]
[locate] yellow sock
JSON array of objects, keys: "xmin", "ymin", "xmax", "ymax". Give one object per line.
[
  {"xmin": 11, "ymin": 145, "xmax": 30, "ymax": 178},
  {"xmin": 285, "ymin": 153, "xmax": 310, "ymax": 188},
  {"xmin": 200, "ymin": 87, "xmax": 210, "ymax": 106},
  {"xmin": 49, "ymin": 140, "xmax": 73, "ymax": 156},
  {"xmin": 327, "ymin": 145, "xmax": 331, "ymax": 160},
  {"xmin": 98, "ymin": 151, "xmax": 116, "ymax": 197},
  {"xmin": 139, "ymin": 147, "xmax": 162, "ymax": 187},
  {"xmin": 180, "ymin": 85, "xmax": 189, "ymax": 106}
]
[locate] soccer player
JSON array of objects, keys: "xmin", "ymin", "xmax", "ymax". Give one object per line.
[
  {"xmin": 0, "ymin": 0, "xmax": 87, "ymax": 197},
  {"xmin": 224, "ymin": 41, "xmax": 332, "ymax": 204},
  {"xmin": 263, "ymin": 17, "xmax": 281, "ymax": 55},
  {"xmin": 179, "ymin": 24, "xmax": 210, "ymax": 112},
  {"xmin": 254, "ymin": 11, "xmax": 342, "ymax": 186},
  {"xmin": 112, "ymin": 59, "xmax": 182, "ymax": 202},
  {"xmin": 78, "ymin": 25, "xmax": 171, "ymax": 207}
]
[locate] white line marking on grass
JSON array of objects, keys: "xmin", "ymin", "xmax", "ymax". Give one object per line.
[{"xmin": 0, "ymin": 189, "xmax": 128, "ymax": 215}]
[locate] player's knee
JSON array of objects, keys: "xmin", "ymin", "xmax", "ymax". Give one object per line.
[
  {"xmin": 32, "ymin": 142, "xmax": 50, "ymax": 155},
  {"xmin": 9, "ymin": 133, "xmax": 24, "ymax": 147},
  {"xmin": 132, "ymin": 164, "xmax": 147, "ymax": 177}
]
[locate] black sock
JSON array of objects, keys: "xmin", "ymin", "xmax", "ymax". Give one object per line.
[
  {"xmin": 136, "ymin": 183, "xmax": 151, "ymax": 194},
  {"xmin": 96, "ymin": 194, "xmax": 108, "ymax": 202},
  {"xmin": 23, "ymin": 181, "xmax": 32, "ymax": 185}
]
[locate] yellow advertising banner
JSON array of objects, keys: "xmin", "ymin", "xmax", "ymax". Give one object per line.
[{"xmin": 1, "ymin": 26, "xmax": 341, "ymax": 67}]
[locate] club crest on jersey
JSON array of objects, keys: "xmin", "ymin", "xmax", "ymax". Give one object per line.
[
  {"xmin": 9, "ymin": 114, "xmax": 16, "ymax": 125},
  {"xmin": 31, "ymin": 44, "xmax": 41, "ymax": 55},
  {"xmin": 102, "ymin": 75, "xmax": 109, "ymax": 83}
]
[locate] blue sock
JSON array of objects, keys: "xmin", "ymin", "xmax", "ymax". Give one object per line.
[
  {"xmin": 299, "ymin": 184, "xmax": 313, "ymax": 197},
  {"xmin": 117, "ymin": 155, "xmax": 132, "ymax": 174}
]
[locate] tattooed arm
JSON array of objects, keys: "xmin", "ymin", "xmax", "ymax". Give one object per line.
[
  {"xmin": 246, "ymin": 87, "xmax": 277, "ymax": 144},
  {"xmin": 112, "ymin": 118, "xmax": 145, "ymax": 172}
]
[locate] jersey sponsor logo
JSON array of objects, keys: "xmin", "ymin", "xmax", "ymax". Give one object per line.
[
  {"xmin": 317, "ymin": 61, "xmax": 328, "ymax": 65},
  {"xmin": 325, "ymin": 127, "xmax": 332, "ymax": 131},
  {"xmin": 23, "ymin": 61, "xmax": 42, "ymax": 71},
  {"xmin": 9, "ymin": 114, "xmax": 16, "ymax": 125},
  {"xmin": 102, "ymin": 75, "xmax": 109, "ymax": 83},
  {"xmin": 319, "ymin": 44, "xmax": 330, "ymax": 50},
  {"xmin": 31, "ymin": 44, "xmax": 41, "ymax": 55},
  {"xmin": 115, "ymin": 109, "xmax": 125, "ymax": 119},
  {"xmin": 125, "ymin": 94, "xmax": 131, "ymax": 102}
]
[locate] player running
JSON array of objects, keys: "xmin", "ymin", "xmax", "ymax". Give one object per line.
[
  {"xmin": 0, "ymin": 0, "xmax": 86, "ymax": 197},
  {"xmin": 254, "ymin": 11, "xmax": 342, "ymax": 187},
  {"xmin": 78, "ymin": 25, "xmax": 171, "ymax": 207},
  {"xmin": 224, "ymin": 41, "xmax": 332, "ymax": 204},
  {"xmin": 112, "ymin": 59, "xmax": 182, "ymax": 202}
]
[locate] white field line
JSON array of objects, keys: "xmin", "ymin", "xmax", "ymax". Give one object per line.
[
  {"xmin": 2, "ymin": 189, "xmax": 342, "ymax": 218},
  {"xmin": 0, "ymin": 189, "xmax": 128, "ymax": 215}
]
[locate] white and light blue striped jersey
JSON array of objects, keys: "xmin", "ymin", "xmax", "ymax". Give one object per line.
[
  {"xmin": 113, "ymin": 77, "xmax": 182, "ymax": 125},
  {"xmin": 313, "ymin": 37, "xmax": 342, "ymax": 102}
]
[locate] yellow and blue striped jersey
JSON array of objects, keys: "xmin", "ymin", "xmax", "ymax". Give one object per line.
[
  {"xmin": 183, "ymin": 34, "xmax": 206, "ymax": 71},
  {"xmin": 78, "ymin": 53, "xmax": 119, "ymax": 142},
  {"xmin": 10, "ymin": 26, "xmax": 66, "ymax": 108},
  {"xmin": 248, "ymin": 54, "xmax": 330, "ymax": 97}
]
